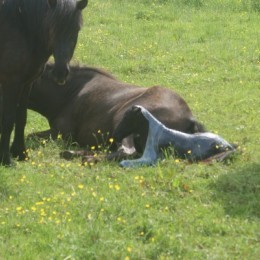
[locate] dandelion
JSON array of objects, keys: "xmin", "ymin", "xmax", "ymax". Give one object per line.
[
  {"xmin": 127, "ymin": 247, "xmax": 132, "ymax": 253},
  {"xmin": 78, "ymin": 184, "xmax": 84, "ymax": 189},
  {"xmin": 114, "ymin": 184, "xmax": 120, "ymax": 191},
  {"xmin": 99, "ymin": 197, "xmax": 104, "ymax": 202},
  {"xmin": 175, "ymin": 159, "xmax": 180, "ymax": 163},
  {"xmin": 91, "ymin": 146, "xmax": 95, "ymax": 150},
  {"xmin": 98, "ymin": 130, "xmax": 101, "ymax": 134},
  {"xmin": 16, "ymin": 207, "xmax": 22, "ymax": 212},
  {"xmin": 187, "ymin": 150, "xmax": 192, "ymax": 154},
  {"xmin": 109, "ymin": 138, "xmax": 114, "ymax": 143},
  {"xmin": 40, "ymin": 210, "xmax": 47, "ymax": 217},
  {"xmin": 145, "ymin": 204, "xmax": 150, "ymax": 208}
]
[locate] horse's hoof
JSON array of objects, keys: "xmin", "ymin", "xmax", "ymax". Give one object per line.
[
  {"xmin": 0, "ymin": 155, "xmax": 14, "ymax": 167},
  {"xmin": 17, "ymin": 152, "xmax": 29, "ymax": 161}
]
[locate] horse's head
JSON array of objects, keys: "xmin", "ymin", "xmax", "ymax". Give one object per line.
[
  {"xmin": 48, "ymin": 0, "xmax": 88, "ymax": 85},
  {"xmin": 113, "ymin": 105, "xmax": 147, "ymax": 143}
]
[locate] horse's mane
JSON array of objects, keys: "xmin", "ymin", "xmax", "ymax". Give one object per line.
[
  {"xmin": 70, "ymin": 64, "xmax": 117, "ymax": 80},
  {"xmin": 1, "ymin": 0, "xmax": 82, "ymax": 48},
  {"xmin": 45, "ymin": 62, "xmax": 117, "ymax": 80}
]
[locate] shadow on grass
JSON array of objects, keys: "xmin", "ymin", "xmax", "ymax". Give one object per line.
[{"xmin": 211, "ymin": 163, "xmax": 260, "ymax": 219}]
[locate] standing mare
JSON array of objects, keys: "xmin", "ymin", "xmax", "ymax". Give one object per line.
[{"xmin": 0, "ymin": 0, "xmax": 88, "ymax": 165}]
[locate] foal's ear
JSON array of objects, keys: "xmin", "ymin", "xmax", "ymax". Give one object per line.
[
  {"xmin": 77, "ymin": 0, "xmax": 88, "ymax": 10},
  {"xmin": 47, "ymin": 0, "xmax": 57, "ymax": 9}
]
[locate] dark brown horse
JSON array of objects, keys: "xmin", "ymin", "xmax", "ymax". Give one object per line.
[
  {"xmin": 28, "ymin": 64, "xmax": 205, "ymax": 159},
  {"xmin": 0, "ymin": 0, "xmax": 88, "ymax": 165}
]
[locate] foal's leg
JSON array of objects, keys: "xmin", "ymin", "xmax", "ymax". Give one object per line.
[
  {"xmin": 10, "ymin": 85, "xmax": 31, "ymax": 161},
  {"xmin": 0, "ymin": 87, "xmax": 19, "ymax": 165}
]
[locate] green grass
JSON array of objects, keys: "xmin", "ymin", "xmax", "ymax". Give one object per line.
[{"xmin": 1, "ymin": 0, "xmax": 260, "ymax": 259}]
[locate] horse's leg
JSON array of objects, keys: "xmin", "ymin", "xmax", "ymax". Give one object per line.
[
  {"xmin": 0, "ymin": 84, "xmax": 3, "ymax": 134},
  {"xmin": 10, "ymin": 85, "xmax": 31, "ymax": 161},
  {"xmin": 0, "ymin": 87, "xmax": 19, "ymax": 165}
]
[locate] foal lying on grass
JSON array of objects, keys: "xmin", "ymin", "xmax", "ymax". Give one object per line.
[{"xmin": 113, "ymin": 105, "xmax": 236, "ymax": 168}]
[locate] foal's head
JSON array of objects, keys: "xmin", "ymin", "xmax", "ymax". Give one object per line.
[{"xmin": 113, "ymin": 106, "xmax": 148, "ymax": 143}]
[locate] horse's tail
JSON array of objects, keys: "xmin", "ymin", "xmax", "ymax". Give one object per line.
[{"xmin": 188, "ymin": 118, "xmax": 207, "ymax": 133}]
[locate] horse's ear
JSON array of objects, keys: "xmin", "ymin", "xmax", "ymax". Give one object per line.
[
  {"xmin": 47, "ymin": 0, "xmax": 57, "ymax": 9},
  {"xmin": 77, "ymin": 0, "xmax": 88, "ymax": 10}
]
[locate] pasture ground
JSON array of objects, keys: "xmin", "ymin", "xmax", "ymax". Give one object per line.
[{"xmin": 0, "ymin": 0, "xmax": 259, "ymax": 259}]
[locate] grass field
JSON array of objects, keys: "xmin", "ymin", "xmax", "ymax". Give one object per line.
[{"xmin": 0, "ymin": 0, "xmax": 260, "ymax": 259}]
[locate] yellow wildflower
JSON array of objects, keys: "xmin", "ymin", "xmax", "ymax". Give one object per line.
[{"xmin": 78, "ymin": 184, "xmax": 84, "ymax": 189}]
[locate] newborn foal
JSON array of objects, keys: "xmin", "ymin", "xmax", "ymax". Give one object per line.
[{"xmin": 113, "ymin": 105, "xmax": 236, "ymax": 168}]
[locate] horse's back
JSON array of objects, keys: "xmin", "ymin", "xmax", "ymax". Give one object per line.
[{"xmin": 113, "ymin": 85, "xmax": 197, "ymax": 133}]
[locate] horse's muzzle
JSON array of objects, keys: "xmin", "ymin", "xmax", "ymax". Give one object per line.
[{"xmin": 51, "ymin": 64, "xmax": 70, "ymax": 86}]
